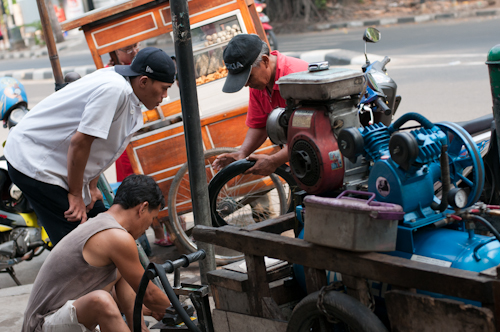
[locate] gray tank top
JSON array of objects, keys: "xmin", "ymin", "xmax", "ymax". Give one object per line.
[{"xmin": 22, "ymin": 213, "xmax": 126, "ymax": 332}]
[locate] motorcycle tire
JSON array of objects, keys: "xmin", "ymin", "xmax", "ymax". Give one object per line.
[
  {"xmin": 287, "ymin": 290, "xmax": 388, "ymax": 332},
  {"xmin": 208, "ymin": 159, "xmax": 297, "ymax": 228},
  {"xmin": 267, "ymin": 30, "xmax": 278, "ymax": 51}
]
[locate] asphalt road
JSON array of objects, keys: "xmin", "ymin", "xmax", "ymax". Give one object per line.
[{"xmin": 0, "ymin": 16, "xmax": 497, "ymax": 289}]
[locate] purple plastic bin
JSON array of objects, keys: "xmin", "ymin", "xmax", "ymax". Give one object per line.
[{"xmin": 303, "ymin": 191, "xmax": 404, "ymax": 252}]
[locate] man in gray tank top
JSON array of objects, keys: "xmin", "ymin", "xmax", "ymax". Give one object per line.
[{"xmin": 22, "ymin": 174, "xmax": 170, "ymax": 332}]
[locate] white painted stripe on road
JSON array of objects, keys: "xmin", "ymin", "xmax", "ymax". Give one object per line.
[
  {"xmin": 388, "ymin": 61, "xmax": 485, "ymax": 70},
  {"xmin": 395, "ymin": 54, "xmax": 485, "ymax": 58}
]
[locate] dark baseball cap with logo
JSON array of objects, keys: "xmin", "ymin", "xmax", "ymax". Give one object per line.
[
  {"xmin": 115, "ymin": 47, "xmax": 176, "ymax": 83},
  {"xmin": 222, "ymin": 34, "xmax": 265, "ymax": 93}
]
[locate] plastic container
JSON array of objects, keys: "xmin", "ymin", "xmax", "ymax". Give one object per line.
[
  {"xmin": 277, "ymin": 67, "xmax": 366, "ymax": 101},
  {"xmin": 303, "ymin": 191, "xmax": 404, "ymax": 252}
]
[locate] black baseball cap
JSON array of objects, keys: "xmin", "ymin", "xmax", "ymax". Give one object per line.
[
  {"xmin": 222, "ymin": 34, "xmax": 265, "ymax": 93},
  {"xmin": 115, "ymin": 47, "xmax": 176, "ymax": 83}
]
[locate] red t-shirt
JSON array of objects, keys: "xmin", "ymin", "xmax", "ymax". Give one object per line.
[{"xmin": 246, "ymin": 51, "xmax": 309, "ymax": 129}]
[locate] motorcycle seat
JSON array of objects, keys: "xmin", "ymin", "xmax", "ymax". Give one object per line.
[{"xmin": 456, "ymin": 114, "xmax": 494, "ymax": 135}]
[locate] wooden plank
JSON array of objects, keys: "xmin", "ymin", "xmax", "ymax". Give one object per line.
[
  {"xmin": 192, "ymin": 223, "xmax": 499, "ymax": 304},
  {"xmin": 212, "ymin": 309, "xmax": 230, "ymax": 332},
  {"xmin": 261, "ymin": 297, "xmax": 286, "ymax": 321},
  {"xmin": 245, "ymin": 254, "xmax": 271, "ymax": 317},
  {"xmin": 225, "ymin": 310, "xmax": 287, "ymax": 332},
  {"xmin": 92, "ymin": 12, "xmax": 158, "ymax": 49},
  {"xmin": 207, "ymin": 264, "xmax": 293, "ymax": 293},
  {"xmin": 244, "ymin": 212, "xmax": 295, "ymax": 233},
  {"xmin": 61, "ymin": 0, "xmax": 155, "ymax": 31},
  {"xmin": 385, "ymin": 290, "xmax": 495, "ymax": 332},
  {"xmin": 342, "ymin": 274, "xmax": 372, "ymax": 307},
  {"xmin": 490, "ymin": 281, "xmax": 500, "ymax": 332},
  {"xmin": 208, "ymin": 269, "xmax": 249, "ymax": 293},
  {"xmin": 304, "ymin": 267, "xmax": 327, "ymax": 294}
]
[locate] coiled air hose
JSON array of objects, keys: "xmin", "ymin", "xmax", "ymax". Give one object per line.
[{"xmin": 133, "ymin": 250, "xmax": 206, "ymax": 332}]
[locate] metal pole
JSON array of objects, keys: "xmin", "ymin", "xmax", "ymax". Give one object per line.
[
  {"xmin": 487, "ymin": 45, "xmax": 500, "ymax": 165},
  {"xmin": 36, "ymin": 0, "xmax": 64, "ymax": 90},
  {"xmin": 170, "ymin": 0, "xmax": 216, "ymax": 284}
]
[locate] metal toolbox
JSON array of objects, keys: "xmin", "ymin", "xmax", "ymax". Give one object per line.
[
  {"xmin": 277, "ymin": 67, "xmax": 366, "ymax": 101},
  {"xmin": 303, "ymin": 191, "xmax": 404, "ymax": 252}
]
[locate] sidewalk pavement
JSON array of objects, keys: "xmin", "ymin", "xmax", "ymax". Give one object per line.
[{"xmin": 0, "ymin": 5, "xmax": 499, "ymax": 81}]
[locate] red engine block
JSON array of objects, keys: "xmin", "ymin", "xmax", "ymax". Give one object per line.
[{"xmin": 287, "ymin": 107, "xmax": 345, "ymax": 194}]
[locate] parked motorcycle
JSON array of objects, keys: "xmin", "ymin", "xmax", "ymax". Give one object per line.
[
  {"xmin": 0, "ymin": 77, "xmax": 50, "ymax": 285},
  {"xmin": 0, "ymin": 77, "xmax": 29, "ymax": 129},
  {"xmin": 255, "ymin": 1, "xmax": 278, "ymax": 50}
]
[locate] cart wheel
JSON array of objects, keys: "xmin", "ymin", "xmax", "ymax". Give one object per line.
[
  {"xmin": 208, "ymin": 159, "xmax": 297, "ymax": 228},
  {"xmin": 287, "ymin": 290, "xmax": 388, "ymax": 332},
  {"xmin": 166, "ymin": 147, "xmax": 239, "ymax": 264}
]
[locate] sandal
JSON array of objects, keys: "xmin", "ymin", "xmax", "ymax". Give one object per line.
[{"xmin": 154, "ymin": 237, "xmax": 174, "ymax": 247}]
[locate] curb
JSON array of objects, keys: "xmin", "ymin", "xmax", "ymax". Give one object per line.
[
  {"xmin": 310, "ymin": 7, "xmax": 500, "ymax": 31},
  {"xmin": 0, "ymin": 39, "xmax": 82, "ymax": 61},
  {"xmin": 0, "ymin": 65, "xmax": 96, "ymax": 81}
]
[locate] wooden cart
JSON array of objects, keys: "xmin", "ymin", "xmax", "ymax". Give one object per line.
[
  {"xmin": 193, "ymin": 215, "xmax": 500, "ymax": 332},
  {"xmin": 59, "ymin": 0, "xmax": 280, "ymax": 222}
]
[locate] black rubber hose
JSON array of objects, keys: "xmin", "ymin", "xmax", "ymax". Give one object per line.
[
  {"xmin": 469, "ymin": 214, "xmax": 500, "ymax": 243},
  {"xmin": 133, "ymin": 267, "xmax": 155, "ymax": 332},
  {"xmin": 389, "ymin": 112, "xmax": 435, "ymax": 133},
  {"xmin": 153, "ymin": 262, "xmax": 202, "ymax": 332}
]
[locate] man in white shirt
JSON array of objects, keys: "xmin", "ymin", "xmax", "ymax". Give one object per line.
[{"xmin": 4, "ymin": 47, "xmax": 175, "ymax": 245}]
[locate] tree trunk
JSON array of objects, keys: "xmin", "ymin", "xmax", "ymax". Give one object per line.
[
  {"xmin": 267, "ymin": 0, "xmax": 323, "ymax": 23},
  {"xmin": 303, "ymin": 0, "xmax": 311, "ymax": 22}
]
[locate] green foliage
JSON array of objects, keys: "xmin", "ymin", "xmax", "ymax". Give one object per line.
[{"xmin": 315, "ymin": 0, "xmax": 327, "ymax": 9}]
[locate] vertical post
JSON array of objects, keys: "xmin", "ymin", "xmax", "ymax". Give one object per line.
[
  {"xmin": 170, "ymin": 0, "xmax": 216, "ymax": 284},
  {"xmin": 36, "ymin": 0, "xmax": 64, "ymax": 90},
  {"xmin": 487, "ymin": 45, "xmax": 500, "ymax": 167}
]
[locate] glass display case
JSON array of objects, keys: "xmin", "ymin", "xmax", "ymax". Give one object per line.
[{"xmin": 190, "ymin": 10, "xmax": 247, "ymax": 86}]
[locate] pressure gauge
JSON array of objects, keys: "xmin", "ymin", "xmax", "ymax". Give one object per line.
[{"xmin": 447, "ymin": 188, "xmax": 468, "ymax": 209}]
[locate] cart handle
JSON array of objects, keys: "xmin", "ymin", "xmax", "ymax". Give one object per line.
[{"xmin": 337, "ymin": 190, "xmax": 376, "ymax": 204}]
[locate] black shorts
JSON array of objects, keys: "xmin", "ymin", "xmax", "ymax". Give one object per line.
[
  {"xmin": 7, "ymin": 163, "xmax": 107, "ymax": 246},
  {"xmin": 0, "ymin": 35, "xmax": 4, "ymax": 41}
]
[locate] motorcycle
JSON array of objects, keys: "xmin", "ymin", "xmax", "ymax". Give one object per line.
[
  {"xmin": 255, "ymin": 1, "xmax": 278, "ymax": 50},
  {"xmin": 0, "ymin": 77, "xmax": 49, "ymax": 285},
  {"xmin": 0, "ymin": 77, "xmax": 29, "ymax": 129}
]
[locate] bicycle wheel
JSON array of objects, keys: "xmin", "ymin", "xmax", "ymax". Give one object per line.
[
  {"xmin": 166, "ymin": 147, "xmax": 239, "ymax": 262},
  {"xmin": 208, "ymin": 159, "xmax": 297, "ymax": 228},
  {"xmin": 287, "ymin": 290, "xmax": 388, "ymax": 332}
]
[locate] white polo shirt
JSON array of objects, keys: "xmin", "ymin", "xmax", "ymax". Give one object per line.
[{"xmin": 4, "ymin": 67, "xmax": 143, "ymax": 205}]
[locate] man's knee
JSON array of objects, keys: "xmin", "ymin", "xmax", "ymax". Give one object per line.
[{"xmin": 79, "ymin": 290, "xmax": 120, "ymax": 318}]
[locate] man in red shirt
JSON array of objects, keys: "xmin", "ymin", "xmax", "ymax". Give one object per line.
[{"xmin": 212, "ymin": 34, "xmax": 308, "ymax": 176}]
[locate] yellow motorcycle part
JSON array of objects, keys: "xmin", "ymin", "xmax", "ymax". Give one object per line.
[
  {"xmin": 0, "ymin": 225, "xmax": 13, "ymax": 232},
  {"xmin": 19, "ymin": 212, "xmax": 38, "ymax": 227},
  {"xmin": 41, "ymin": 227, "xmax": 53, "ymax": 248}
]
